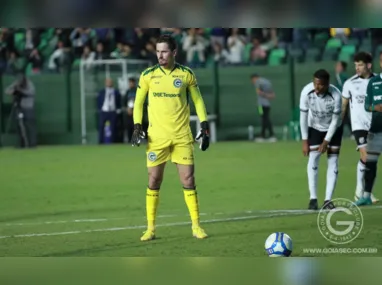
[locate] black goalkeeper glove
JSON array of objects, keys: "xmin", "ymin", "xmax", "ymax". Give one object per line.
[
  {"xmin": 195, "ymin": 121, "xmax": 210, "ymax": 151},
  {"xmin": 131, "ymin": 124, "xmax": 146, "ymax": 147}
]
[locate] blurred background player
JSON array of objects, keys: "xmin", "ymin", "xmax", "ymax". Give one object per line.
[
  {"xmin": 131, "ymin": 35, "xmax": 210, "ymax": 241},
  {"xmin": 5, "ymin": 73, "xmax": 37, "ymax": 148},
  {"xmin": 123, "ymin": 77, "xmax": 148, "ymax": 143},
  {"xmin": 334, "ymin": 61, "xmax": 349, "ymax": 91},
  {"xmin": 250, "ymin": 73, "xmax": 276, "ymax": 142},
  {"xmin": 299, "ymin": 69, "xmax": 342, "ymax": 210},
  {"xmin": 341, "ymin": 52, "xmax": 379, "ymax": 204},
  {"xmin": 355, "ymin": 54, "xmax": 382, "ymax": 206},
  {"xmin": 123, "ymin": 77, "xmax": 137, "ymax": 143},
  {"xmin": 334, "ymin": 60, "xmax": 352, "ymax": 137},
  {"xmin": 96, "ymin": 78, "xmax": 122, "ymax": 144}
]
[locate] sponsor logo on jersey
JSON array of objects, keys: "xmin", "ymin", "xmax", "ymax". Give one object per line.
[
  {"xmin": 173, "ymin": 78, "xmax": 182, "ymax": 88},
  {"xmin": 356, "ymin": 95, "xmax": 366, "ymax": 104},
  {"xmin": 374, "ymin": 95, "xmax": 382, "ymax": 100},
  {"xmin": 311, "ymin": 110, "xmax": 333, "ymax": 119},
  {"xmin": 153, "ymin": 92, "xmax": 181, "ymax": 98},
  {"xmin": 151, "ymin": 76, "xmax": 163, "ymax": 79}
]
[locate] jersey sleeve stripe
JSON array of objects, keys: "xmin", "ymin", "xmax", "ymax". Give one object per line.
[
  {"xmin": 179, "ymin": 64, "xmax": 195, "ymax": 76},
  {"xmin": 142, "ymin": 64, "xmax": 159, "ymax": 76}
]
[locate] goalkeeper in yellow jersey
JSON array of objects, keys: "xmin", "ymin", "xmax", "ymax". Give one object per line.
[{"xmin": 132, "ymin": 35, "xmax": 210, "ymax": 241}]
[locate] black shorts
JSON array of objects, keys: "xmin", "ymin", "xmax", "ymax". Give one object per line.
[
  {"xmin": 353, "ymin": 130, "xmax": 368, "ymax": 149},
  {"xmin": 308, "ymin": 127, "xmax": 343, "ymax": 149}
]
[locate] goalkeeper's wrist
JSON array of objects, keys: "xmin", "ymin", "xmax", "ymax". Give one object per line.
[
  {"xmin": 200, "ymin": 121, "xmax": 209, "ymax": 131},
  {"xmin": 134, "ymin": 123, "xmax": 142, "ymax": 130}
]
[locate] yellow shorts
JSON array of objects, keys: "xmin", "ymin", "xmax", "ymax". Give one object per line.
[{"xmin": 146, "ymin": 133, "xmax": 194, "ymax": 167}]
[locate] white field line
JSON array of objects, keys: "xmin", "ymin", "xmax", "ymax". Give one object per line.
[
  {"xmin": 1, "ymin": 214, "xmax": 179, "ymax": 227},
  {"xmin": 1, "ymin": 205, "xmax": 382, "ymax": 239},
  {"xmin": 2, "ymin": 205, "xmax": 382, "ymax": 227},
  {"xmin": 0, "ymin": 209, "xmax": 319, "ymax": 227},
  {"xmin": 1, "ymin": 213, "xmax": 207, "ymax": 227},
  {"xmin": 0, "ymin": 211, "xmax": 306, "ymax": 239}
]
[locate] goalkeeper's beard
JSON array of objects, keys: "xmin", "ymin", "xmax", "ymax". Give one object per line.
[
  {"xmin": 158, "ymin": 58, "xmax": 167, "ymax": 66},
  {"xmin": 158, "ymin": 58, "xmax": 174, "ymax": 69}
]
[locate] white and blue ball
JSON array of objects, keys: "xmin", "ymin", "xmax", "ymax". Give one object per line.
[{"xmin": 264, "ymin": 232, "xmax": 292, "ymax": 257}]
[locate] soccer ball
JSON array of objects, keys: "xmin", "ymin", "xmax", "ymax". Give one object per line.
[{"xmin": 264, "ymin": 232, "xmax": 293, "ymax": 257}]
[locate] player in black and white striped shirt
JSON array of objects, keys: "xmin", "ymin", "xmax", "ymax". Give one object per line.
[
  {"xmin": 341, "ymin": 52, "xmax": 379, "ymax": 204},
  {"xmin": 299, "ymin": 69, "xmax": 343, "ymax": 210}
]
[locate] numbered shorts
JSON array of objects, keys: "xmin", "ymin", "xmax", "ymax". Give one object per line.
[
  {"xmin": 367, "ymin": 132, "xmax": 382, "ymax": 153},
  {"xmin": 308, "ymin": 127, "xmax": 343, "ymax": 150},
  {"xmin": 146, "ymin": 133, "xmax": 194, "ymax": 167},
  {"xmin": 352, "ymin": 130, "xmax": 368, "ymax": 150}
]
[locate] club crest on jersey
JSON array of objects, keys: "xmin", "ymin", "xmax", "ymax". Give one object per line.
[
  {"xmin": 148, "ymin": 152, "xmax": 157, "ymax": 162},
  {"xmin": 173, "ymin": 78, "xmax": 182, "ymax": 88}
]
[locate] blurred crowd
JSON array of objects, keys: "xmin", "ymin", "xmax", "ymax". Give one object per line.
[
  {"xmin": 0, "ymin": 28, "xmax": 381, "ymax": 75},
  {"xmin": 1, "ymin": 0, "xmax": 380, "ymax": 27}
]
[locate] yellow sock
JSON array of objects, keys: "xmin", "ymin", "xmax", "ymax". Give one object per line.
[
  {"xmin": 183, "ymin": 188, "xmax": 200, "ymax": 228},
  {"xmin": 146, "ymin": 188, "xmax": 159, "ymax": 230}
]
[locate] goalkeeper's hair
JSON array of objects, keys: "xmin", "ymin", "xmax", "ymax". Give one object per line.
[
  {"xmin": 313, "ymin": 69, "xmax": 330, "ymax": 82},
  {"xmin": 354, "ymin": 51, "xmax": 372, "ymax": 64},
  {"xmin": 156, "ymin": 35, "xmax": 177, "ymax": 51}
]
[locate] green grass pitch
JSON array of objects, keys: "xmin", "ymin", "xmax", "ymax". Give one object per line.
[{"xmin": 0, "ymin": 139, "xmax": 381, "ymax": 257}]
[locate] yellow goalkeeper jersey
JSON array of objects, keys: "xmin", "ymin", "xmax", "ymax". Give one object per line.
[{"xmin": 133, "ymin": 63, "xmax": 208, "ymax": 139}]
